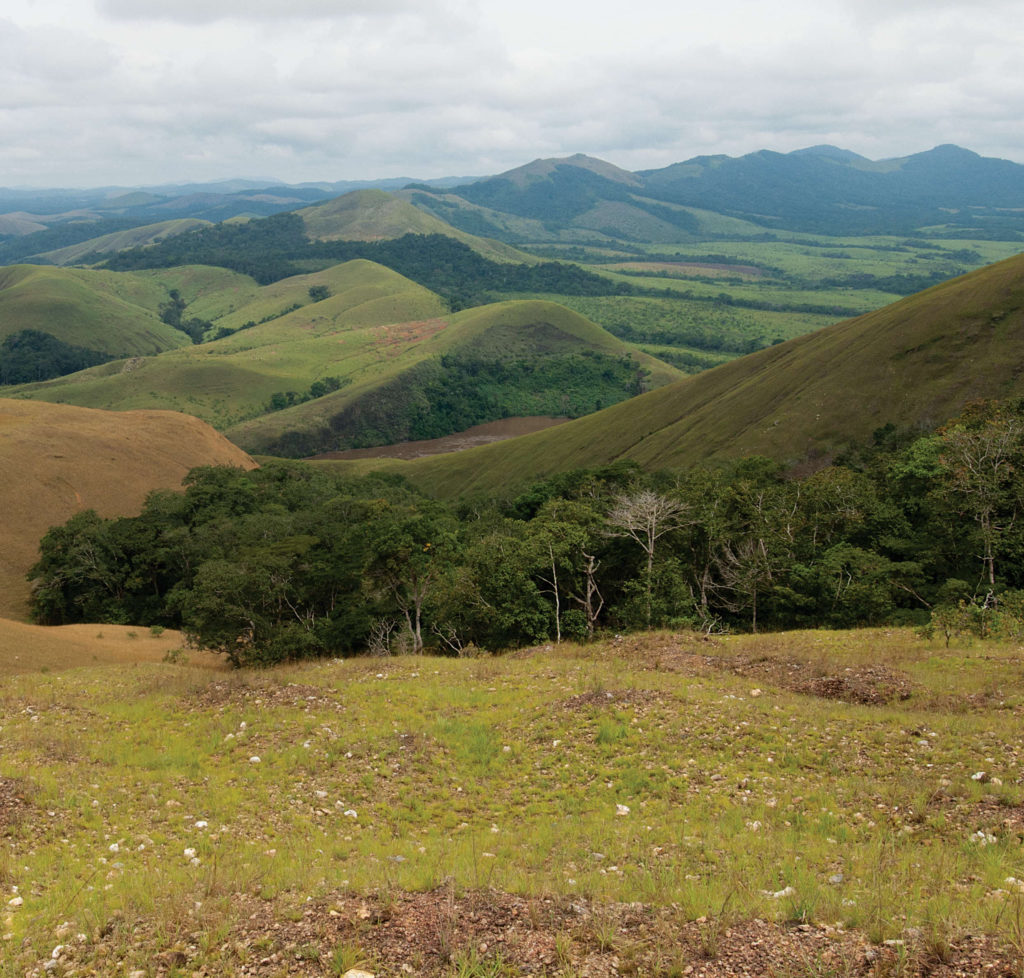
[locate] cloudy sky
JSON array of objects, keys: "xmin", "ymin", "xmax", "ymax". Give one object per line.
[{"xmin": 2, "ymin": 0, "xmax": 1021, "ymax": 187}]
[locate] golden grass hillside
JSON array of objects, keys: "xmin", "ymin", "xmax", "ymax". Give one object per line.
[{"xmin": 0, "ymin": 399, "xmax": 255, "ymax": 621}]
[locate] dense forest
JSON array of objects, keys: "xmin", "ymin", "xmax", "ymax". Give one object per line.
[{"xmin": 29, "ymin": 398, "xmax": 1024, "ymax": 666}]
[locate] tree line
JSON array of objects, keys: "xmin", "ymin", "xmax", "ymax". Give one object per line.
[{"xmin": 28, "ymin": 398, "xmax": 1024, "ymax": 665}]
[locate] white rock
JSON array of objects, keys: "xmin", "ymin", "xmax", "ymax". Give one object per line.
[
  {"xmin": 615, "ymin": 804, "xmax": 630, "ymax": 816},
  {"xmin": 249, "ymin": 756, "xmax": 261, "ymax": 764},
  {"xmin": 7, "ymin": 897, "xmax": 22, "ymax": 908}
]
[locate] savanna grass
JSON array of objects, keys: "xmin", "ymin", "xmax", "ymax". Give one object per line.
[{"xmin": 1, "ymin": 630, "xmax": 1023, "ymax": 974}]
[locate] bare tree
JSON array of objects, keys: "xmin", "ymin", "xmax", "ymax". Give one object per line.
[
  {"xmin": 939, "ymin": 416, "xmax": 1024, "ymax": 588},
  {"xmin": 606, "ymin": 489, "xmax": 691, "ymax": 627}
]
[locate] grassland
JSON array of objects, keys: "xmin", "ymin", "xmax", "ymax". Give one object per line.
[
  {"xmin": 1, "ymin": 629, "xmax": 1023, "ymax": 976},
  {"xmin": 223, "ymin": 298, "xmax": 682, "ymax": 457}
]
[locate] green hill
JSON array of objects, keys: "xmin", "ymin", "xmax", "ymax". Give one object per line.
[
  {"xmin": 224, "ymin": 298, "xmax": 683, "ymax": 456},
  {"xmin": 297, "ymin": 189, "xmax": 533, "ymax": 263},
  {"xmin": 380, "ymin": 250, "xmax": 1024, "ymax": 496},
  {"xmin": 0, "ymin": 264, "xmax": 191, "ymax": 356},
  {"xmin": 35, "ymin": 218, "xmax": 212, "ymax": 265},
  {"xmin": 5, "ymin": 259, "xmax": 446, "ymax": 428}
]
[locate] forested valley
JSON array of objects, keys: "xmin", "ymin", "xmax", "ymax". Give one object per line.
[{"xmin": 29, "ymin": 396, "xmax": 1024, "ymax": 666}]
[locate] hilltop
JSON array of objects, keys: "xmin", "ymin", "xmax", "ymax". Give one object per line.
[{"xmin": 0, "ymin": 398, "xmax": 254, "ymax": 620}]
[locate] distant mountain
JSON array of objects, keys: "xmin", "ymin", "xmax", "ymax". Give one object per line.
[
  {"xmin": 387, "ymin": 248, "xmax": 1024, "ymax": 496},
  {"xmin": 638, "ymin": 144, "xmax": 1024, "ymax": 235},
  {"xmin": 419, "ymin": 145, "xmax": 1024, "ymax": 240}
]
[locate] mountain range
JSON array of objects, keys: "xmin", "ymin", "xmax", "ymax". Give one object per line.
[{"xmin": 5, "ymin": 145, "xmax": 1024, "ymax": 268}]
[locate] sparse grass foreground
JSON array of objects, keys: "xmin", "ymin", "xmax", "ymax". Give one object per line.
[{"xmin": 2, "ymin": 628, "xmax": 1024, "ymax": 976}]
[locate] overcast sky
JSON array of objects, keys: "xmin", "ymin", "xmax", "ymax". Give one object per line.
[{"xmin": 2, "ymin": 0, "xmax": 1021, "ymax": 188}]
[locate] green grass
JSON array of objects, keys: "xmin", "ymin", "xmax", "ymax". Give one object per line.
[
  {"xmin": 1, "ymin": 629, "xmax": 1023, "ymax": 974},
  {"xmin": 0, "ymin": 265, "xmax": 190, "ymax": 356}
]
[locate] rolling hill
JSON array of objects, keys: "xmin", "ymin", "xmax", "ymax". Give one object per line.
[
  {"xmin": 0, "ymin": 264, "xmax": 192, "ymax": 356},
  {"xmin": 35, "ymin": 218, "xmax": 212, "ymax": 265},
  {"xmin": 370, "ymin": 249, "xmax": 1024, "ymax": 497},
  {"xmin": 0, "ymin": 398, "xmax": 255, "ymax": 621},
  {"xmin": 4, "ymin": 259, "xmax": 448, "ymax": 428},
  {"xmin": 223, "ymin": 298, "xmax": 682, "ymax": 456},
  {"xmin": 5, "ymin": 258, "xmax": 680, "ymax": 452}
]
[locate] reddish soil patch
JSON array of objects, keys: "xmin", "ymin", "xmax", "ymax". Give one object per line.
[
  {"xmin": 310, "ymin": 416, "xmax": 570, "ymax": 461},
  {"xmin": 373, "ymin": 318, "xmax": 446, "ymax": 356}
]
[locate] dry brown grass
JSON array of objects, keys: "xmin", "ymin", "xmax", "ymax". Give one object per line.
[
  {"xmin": 0, "ymin": 397, "xmax": 255, "ymax": 620},
  {"xmin": 0, "ymin": 617, "xmax": 225, "ymax": 676}
]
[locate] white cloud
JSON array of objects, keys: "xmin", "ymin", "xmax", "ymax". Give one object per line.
[{"xmin": 1, "ymin": 0, "xmax": 1023, "ymax": 186}]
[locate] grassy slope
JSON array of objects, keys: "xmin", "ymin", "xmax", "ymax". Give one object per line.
[
  {"xmin": 224, "ymin": 299, "xmax": 683, "ymax": 454},
  {"xmin": 298, "ymin": 189, "xmax": 534, "ymax": 263},
  {"xmin": 1, "ymin": 630, "xmax": 1022, "ymax": 975},
  {"xmin": 36, "ymin": 218, "xmax": 212, "ymax": 265},
  {"xmin": 6, "ymin": 260, "xmax": 447, "ymax": 428},
  {"xmin": 0, "ymin": 265, "xmax": 192, "ymax": 355},
  {"xmin": 0, "ymin": 398, "xmax": 255, "ymax": 621},
  {"xmin": 387, "ymin": 251, "xmax": 1024, "ymax": 496}
]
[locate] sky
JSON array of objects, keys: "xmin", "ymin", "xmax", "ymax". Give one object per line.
[{"xmin": 2, "ymin": 0, "xmax": 1022, "ymax": 188}]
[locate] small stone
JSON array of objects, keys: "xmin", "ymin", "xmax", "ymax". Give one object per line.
[
  {"xmin": 616, "ymin": 804, "xmax": 630, "ymax": 816},
  {"xmin": 249, "ymin": 756, "xmax": 261, "ymax": 764}
]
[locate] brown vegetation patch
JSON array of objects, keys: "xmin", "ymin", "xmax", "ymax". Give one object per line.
[{"xmin": 63, "ymin": 888, "xmax": 1022, "ymax": 977}]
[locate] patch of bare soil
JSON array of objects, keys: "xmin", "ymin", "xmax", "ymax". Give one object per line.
[
  {"xmin": 635, "ymin": 637, "xmax": 914, "ymax": 705},
  {"xmin": 0, "ymin": 776, "xmax": 30, "ymax": 834},
  {"xmin": 60, "ymin": 888, "xmax": 1021, "ymax": 977},
  {"xmin": 190, "ymin": 678, "xmax": 345, "ymax": 713},
  {"xmin": 308, "ymin": 417, "xmax": 570, "ymax": 461},
  {"xmin": 563, "ymin": 688, "xmax": 662, "ymax": 711}
]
